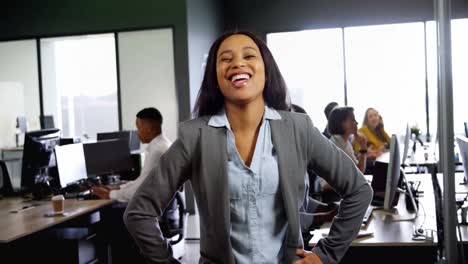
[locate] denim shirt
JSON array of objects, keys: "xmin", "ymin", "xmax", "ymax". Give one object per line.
[{"xmin": 208, "ymin": 106, "xmax": 288, "ymax": 264}]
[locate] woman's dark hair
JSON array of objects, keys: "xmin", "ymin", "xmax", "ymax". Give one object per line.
[
  {"xmin": 324, "ymin": 102, "xmax": 339, "ymax": 120},
  {"xmin": 328, "ymin": 107, "xmax": 355, "ymax": 135},
  {"xmin": 291, "ymin": 104, "xmax": 307, "ymax": 114},
  {"xmin": 193, "ymin": 31, "xmax": 290, "ymax": 117}
]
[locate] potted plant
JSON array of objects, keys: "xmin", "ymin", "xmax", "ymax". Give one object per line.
[{"xmin": 410, "ymin": 125, "xmax": 424, "ymax": 153}]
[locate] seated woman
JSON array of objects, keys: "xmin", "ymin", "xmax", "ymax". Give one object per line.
[
  {"xmin": 328, "ymin": 107, "xmax": 367, "ymax": 173},
  {"xmin": 359, "ymin": 107, "xmax": 391, "ymax": 159}
]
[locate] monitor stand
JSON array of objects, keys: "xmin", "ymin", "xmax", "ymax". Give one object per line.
[
  {"xmin": 104, "ymin": 174, "xmax": 121, "ymax": 186},
  {"xmin": 375, "ymin": 171, "xmax": 419, "ymax": 222}
]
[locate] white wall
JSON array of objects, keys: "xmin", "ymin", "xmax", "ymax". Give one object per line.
[
  {"xmin": 0, "ymin": 40, "xmax": 40, "ymax": 132},
  {"xmin": 40, "ymin": 40, "xmax": 61, "ymax": 128},
  {"xmin": 118, "ymin": 28, "xmax": 179, "ymax": 141},
  {"xmin": 0, "ymin": 82, "xmax": 25, "ymax": 148}
]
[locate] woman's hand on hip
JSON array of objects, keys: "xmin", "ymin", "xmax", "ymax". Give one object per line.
[{"xmin": 293, "ymin": 249, "xmax": 323, "ymax": 264}]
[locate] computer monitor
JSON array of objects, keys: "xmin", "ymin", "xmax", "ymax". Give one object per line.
[
  {"xmin": 54, "ymin": 143, "xmax": 88, "ymax": 188},
  {"xmin": 16, "ymin": 116, "xmax": 28, "ymax": 133},
  {"xmin": 464, "ymin": 122, "xmax": 468, "ymax": 138},
  {"xmin": 129, "ymin": 130, "xmax": 141, "ymax": 152},
  {"xmin": 21, "ymin": 129, "xmax": 61, "ymax": 190},
  {"xmin": 97, "ymin": 131, "xmax": 129, "ymax": 142},
  {"xmin": 401, "ymin": 124, "xmax": 411, "ymax": 165},
  {"xmin": 456, "ymin": 136, "xmax": 468, "ymax": 183},
  {"xmin": 83, "ymin": 139, "xmax": 133, "ymax": 177},
  {"xmin": 384, "ymin": 135, "xmax": 401, "ymax": 211},
  {"xmin": 40, "ymin": 115, "xmax": 55, "ymax": 129},
  {"xmin": 97, "ymin": 131, "xmax": 140, "ymax": 152}
]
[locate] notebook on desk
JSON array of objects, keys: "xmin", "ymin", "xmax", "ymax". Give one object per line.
[{"xmin": 310, "ymin": 221, "xmax": 374, "ymax": 240}]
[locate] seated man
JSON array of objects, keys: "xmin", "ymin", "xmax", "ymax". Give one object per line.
[
  {"xmin": 322, "ymin": 102, "xmax": 339, "ymax": 139},
  {"xmin": 92, "ymin": 107, "xmax": 172, "ymax": 202}
]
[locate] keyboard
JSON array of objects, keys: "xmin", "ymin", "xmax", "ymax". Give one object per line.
[
  {"xmin": 362, "ymin": 206, "xmax": 374, "ymax": 227},
  {"xmin": 64, "ymin": 189, "xmax": 99, "ymax": 200}
]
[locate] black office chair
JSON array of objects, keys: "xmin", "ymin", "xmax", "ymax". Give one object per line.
[
  {"xmin": 100, "ymin": 190, "xmax": 186, "ymax": 264},
  {"xmin": 0, "ymin": 160, "xmax": 14, "ymax": 196},
  {"xmin": 464, "ymin": 122, "xmax": 468, "ymax": 137},
  {"xmin": 159, "ymin": 191, "xmax": 186, "ymax": 245}
]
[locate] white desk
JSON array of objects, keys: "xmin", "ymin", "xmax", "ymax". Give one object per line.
[
  {"xmin": 310, "ymin": 174, "xmax": 437, "ymax": 247},
  {"xmin": 309, "ymin": 174, "xmax": 438, "ymax": 263}
]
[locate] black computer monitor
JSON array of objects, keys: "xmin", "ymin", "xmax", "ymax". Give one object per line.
[
  {"xmin": 83, "ymin": 139, "xmax": 133, "ymax": 177},
  {"xmin": 97, "ymin": 130, "xmax": 141, "ymax": 152},
  {"xmin": 371, "ymin": 137, "xmax": 403, "ymax": 209},
  {"xmin": 97, "ymin": 131, "xmax": 129, "ymax": 142},
  {"xmin": 129, "ymin": 130, "xmax": 141, "ymax": 152},
  {"xmin": 55, "ymin": 143, "xmax": 88, "ymax": 188},
  {"xmin": 456, "ymin": 136, "xmax": 468, "ymax": 183},
  {"xmin": 384, "ymin": 135, "xmax": 402, "ymax": 211},
  {"xmin": 16, "ymin": 116, "xmax": 28, "ymax": 133},
  {"xmin": 40, "ymin": 115, "xmax": 55, "ymax": 129},
  {"xmin": 21, "ymin": 129, "xmax": 61, "ymax": 190},
  {"xmin": 402, "ymin": 124, "xmax": 411, "ymax": 166},
  {"xmin": 372, "ymin": 135, "xmax": 418, "ymax": 218}
]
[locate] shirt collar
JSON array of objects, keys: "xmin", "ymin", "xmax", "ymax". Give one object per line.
[
  {"xmin": 146, "ymin": 133, "xmax": 164, "ymax": 150},
  {"xmin": 208, "ymin": 105, "xmax": 282, "ymax": 129}
]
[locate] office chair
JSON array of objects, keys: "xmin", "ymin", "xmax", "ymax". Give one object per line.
[
  {"xmin": 0, "ymin": 160, "xmax": 14, "ymax": 195},
  {"xmin": 159, "ymin": 190, "xmax": 186, "ymax": 245},
  {"xmin": 100, "ymin": 191, "xmax": 186, "ymax": 264}
]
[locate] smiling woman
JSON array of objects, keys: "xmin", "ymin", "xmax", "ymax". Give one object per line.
[
  {"xmin": 124, "ymin": 31, "xmax": 373, "ymax": 264},
  {"xmin": 216, "ymin": 35, "xmax": 266, "ymax": 108},
  {"xmin": 194, "ymin": 31, "xmax": 289, "ymax": 117}
]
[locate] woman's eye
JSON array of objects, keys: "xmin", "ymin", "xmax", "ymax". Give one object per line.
[
  {"xmin": 221, "ymin": 57, "xmax": 232, "ymax": 62},
  {"xmin": 244, "ymin": 54, "xmax": 255, "ymax": 59}
]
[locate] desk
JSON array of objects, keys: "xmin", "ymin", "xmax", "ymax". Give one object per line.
[
  {"xmin": 435, "ymin": 172, "xmax": 468, "ymax": 194},
  {"xmin": 0, "ymin": 198, "xmax": 112, "ymax": 243},
  {"xmin": 309, "ymin": 174, "xmax": 438, "ymax": 264},
  {"xmin": 1, "ymin": 148, "xmax": 23, "ymax": 189},
  {"xmin": 436, "ymin": 171, "xmax": 468, "ymax": 261},
  {"xmin": 0, "ymin": 197, "xmax": 113, "ymax": 263},
  {"xmin": 1, "ymin": 147, "xmax": 23, "ymax": 160}
]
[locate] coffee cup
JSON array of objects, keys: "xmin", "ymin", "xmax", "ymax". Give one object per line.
[{"xmin": 51, "ymin": 195, "xmax": 65, "ymax": 213}]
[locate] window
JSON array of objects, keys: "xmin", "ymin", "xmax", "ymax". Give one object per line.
[
  {"xmin": 344, "ymin": 22, "xmax": 427, "ymax": 135},
  {"xmin": 0, "ymin": 39, "xmax": 40, "ymax": 148},
  {"xmin": 117, "ymin": 29, "xmax": 178, "ymax": 141},
  {"xmin": 425, "ymin": 21, "xmax": 438, "ymax": 139},
  {"xmin": 267, "ymin": 29, "xmax": 345, "ymax": 130},
  {"xmin": 426, "ymin": 19, "xmax": 468, "ymax": 137},
  {"xmin": 40, "ymin": 34, "xmax": 119, "ymax": 139},
  {"xmin": 451, "ymin": 19, "xmax": 468, "ymax": 135}
]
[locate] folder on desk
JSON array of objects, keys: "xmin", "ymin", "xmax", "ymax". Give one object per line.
[{"xmin": 310, "ymin": 222, "xmax": 374, "ymax": 240}]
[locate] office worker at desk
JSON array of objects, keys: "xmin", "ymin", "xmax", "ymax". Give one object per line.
[
  {"xmin": 322, "ymin": 102, "xmax": 338, "ymax": 139},
  {"xmin": 92, "ymin": 107, "xmax": 172, "ymax": 202},
  {"xmin": 124, "ymin": 31, "xmax": 373, "ymax": 264},
  {"xmin": 328, "ymin": 107, "xmax": 367, "ymax": 173},
  {"xmin": 359, "ymin": 107, "xmax": 391, "ymax": 159}
]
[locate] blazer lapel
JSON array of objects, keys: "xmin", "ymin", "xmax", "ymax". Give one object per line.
[
  {"xmin": 200, "ymin": 125, "xmax": 235, "ymax": 263},
  {"xmin": 270, "ymin": 117, "xmax": 301, "ymax": 248}
]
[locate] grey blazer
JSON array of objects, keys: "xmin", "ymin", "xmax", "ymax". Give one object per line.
[{"xmin": 124, "ymin": 111, "xmax": 373, "ymax": 264}]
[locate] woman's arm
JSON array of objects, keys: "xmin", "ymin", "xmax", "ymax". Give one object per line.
[
  {"xmin": 357, "ymin": 151, "xmax": 367, "ymax": 173},
  {"xmin": 124, "ymin": 132, "xmax": 193, "ymax": 263},
  {"xmin": 354, "ymin": 133, "xmax": 367, "ymax": 173},
  {"xmin": 305, "ymin": 117, "xmax": 373, "ymax": 264}
]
